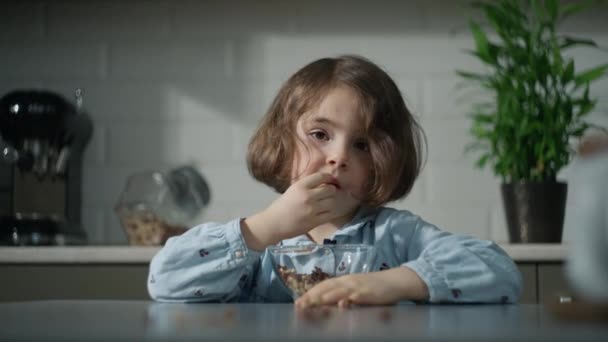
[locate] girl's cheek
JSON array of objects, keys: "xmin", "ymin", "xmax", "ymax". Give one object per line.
[{"xmin": 349, "ymin": 191, "xmax": 364, "ymax": 202}]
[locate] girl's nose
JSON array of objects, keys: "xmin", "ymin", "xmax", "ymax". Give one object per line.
[{"xmin": 327, "ymin": 146, "xmax": 349, "ymax": 169}]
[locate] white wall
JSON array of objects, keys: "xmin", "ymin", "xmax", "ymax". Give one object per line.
[{"xmin": 1, "ymin": 0, "xmax": 607, "ymax": 244}]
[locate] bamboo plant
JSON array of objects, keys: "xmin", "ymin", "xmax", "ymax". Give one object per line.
[{"xmin": 457, "ymin": 0, "xmax": 608, "ymax": 182}]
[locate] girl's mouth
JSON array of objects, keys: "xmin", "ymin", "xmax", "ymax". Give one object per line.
[{"xmin": 327, "ymin": 177, "xmax": 341, "ymax": 189}]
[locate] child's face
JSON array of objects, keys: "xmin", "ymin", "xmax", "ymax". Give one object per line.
[{"xmin": 291, "ymin": 86, "xmax": 372, "ymax": 208}]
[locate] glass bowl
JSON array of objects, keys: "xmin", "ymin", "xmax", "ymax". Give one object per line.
[{"xmin": 268, "ymin": 244, "xmax": 376, "ymax": 300}]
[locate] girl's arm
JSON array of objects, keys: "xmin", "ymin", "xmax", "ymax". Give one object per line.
[
  {"xmin": 295, "ymin": 209, "xmax": 522, "ymax": 308},
  {"xmin": 400, "ymin": 213, "xmax": 523, "ymax": 303},
  {"xmin": 147, "ymin": 219, "xmax": 262, "ymax": 302}
]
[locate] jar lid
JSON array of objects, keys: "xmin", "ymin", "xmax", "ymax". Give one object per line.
[{"xmin": 167, "ymin": 165, "xmax": 211, "ymax": 213}]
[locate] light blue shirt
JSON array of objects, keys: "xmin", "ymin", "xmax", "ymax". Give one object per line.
[{"xmin": 148, "ymin": 206, "xmax": 522, "ymax": 303}]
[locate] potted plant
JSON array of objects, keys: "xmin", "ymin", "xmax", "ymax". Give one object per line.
[{"xmin": 457, "ymin": 0, "xmax": 608, "ymax": 243}]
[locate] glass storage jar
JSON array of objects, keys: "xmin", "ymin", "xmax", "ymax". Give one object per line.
[{"xmin": 114, "ymin": 165, "xmax": 211, "ymax": 246}]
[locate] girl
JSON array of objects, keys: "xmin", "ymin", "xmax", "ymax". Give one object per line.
[{"xmin": 148, "ymin": 55, "xmax": 522, "ymax": 307}]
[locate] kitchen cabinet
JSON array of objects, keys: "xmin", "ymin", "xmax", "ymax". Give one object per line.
[
  {"xmin": 0, "ymin": 264, "xmax": 150, "ymax": 301},
  {"xmin": 518, "ymin": 264, "xmax": 537, "ymax": 304},
  {"xmin": 538, "ymin": 263, "xmax": 575, "ymax": 304},
  {"xmin": 0, "ymin": 262, "xmax": 570, "ymax": 304},
  {"xmin": 518, "ymin": 262, "xmax": 576, "ymax": 305}
]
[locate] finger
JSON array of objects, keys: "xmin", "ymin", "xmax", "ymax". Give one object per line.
[
  {"xmin": 295, "ymin": 295, "xmax": 321, "ymax": 309},
  {"xmin": 294, "ymin": 305, "xmax": 332, "ymax": 321},
  {"xmin": 315, "ymin": 209, "xmax": 340, "ymax": 223},
  {"xmin": 316, "ymin": 195, "xmax": 339, "ymax": 206},
  {"xmin": 300, "ymin": 172, "xmax": 335, "ymax": 189},
  {"xmin": 296, "ymin": 279, "xmax": 336, "ymax": 308},
  {"xmin": 313, "ymin": 197, "xmax": 343, "ymax": 216},
  {"xmin": 346, "ymin": 286, "xmax": 378, "ymax": 305},
  {"xmin": 337, "ymin": 298, "xmax": 352, "ymax": 309},
  {"xmin": 308, "ymin": 184, "xmax": 337, "ymax": 201},
  {"xmin": 320, "ymin": 275, "xmax": 370, "ymax": 305},
  {"xmin": 319, "ymin": 286, "xmax": 352, "ymax": 305},
  {"xmin": 304, "ymin": 277, "xmax": 347, "ymax": 302},
  {"xmin": 294, "ymin": 296, "xmax": 306, "ymax": 309}
]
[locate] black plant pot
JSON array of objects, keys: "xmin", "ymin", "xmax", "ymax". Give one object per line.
[{"xmin": 501, "ymin": 181, "xmax": 568, "ymax": 243}]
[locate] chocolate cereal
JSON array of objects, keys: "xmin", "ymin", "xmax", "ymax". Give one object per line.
[
  {"xmin": 120, "ymin": 211, "xmax": 186, "ymax": 246},
  {"xmin": 278, "ymin": 265, "xmax": 332, "ymax": 296}
]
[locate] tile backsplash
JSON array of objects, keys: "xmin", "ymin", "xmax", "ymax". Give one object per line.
[{"xmin": 1, "ymin": 0, "xmax": 607, "ymax": 244}]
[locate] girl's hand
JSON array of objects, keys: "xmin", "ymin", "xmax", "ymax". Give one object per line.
[
  {"xmin": 294, "ymin": 267, "xmax": 429, "ymax": 309},
  {"xmin": 242, "ymin": 172, "xmax": 355, "ymax": 250}
]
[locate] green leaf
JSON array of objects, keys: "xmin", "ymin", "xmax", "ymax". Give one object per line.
[
  {"xmin": 578, "ymin": 99, "xmax": 598, "ymax": 117},
  {"xmin": 570, "ymin": 123, "xmax": 591, "ymax": 137},
  {"xmin": 586, "ymin": 123, "xmax": 608, "ymax": 135},
  {"xmin": 574, "ymin": 64, "xmax": 608, "ymax": 87},
  {"xmin": 476, "ymin": 154, "xmax": 491, "ymax": 168},
  {"xmin": 456, "ymin": 70, "xmax": 489, "ymax": 82},
  {"xmin": 559, "ymin": 36, "xmax": 599, "ymax": 49},
  {"xmin": 481, "ymin": 5, "xmax": 504, "ymax": 34},
  {"xmin": 462, "ymin": 48, "xmax": 501, "ymax": 68},
  {"xmin": 469, "ymin": 20, "xmax": 494, "ymax": 64},
  {"xmin": 545, "ymin": 0, "xmax": 559, "ymax": 22},
  {"xmin": 465, "ymin": 141, "xmax": 485, "ymax": 154},
  {"xmin": 551, "ymin": 38, "xmax": 563, "ymax": 75},
  {"xmin": 471, "ymin": 113, "xmax": 495, "ymax": 124},
  {"xmin": 561, "ymin": 60, "xmax": 575, "ymax": 83},
  {"xmin": 532, "ymin": 0, "xmax": 546, "ymax": 24},
  {"xmin": 559, "ymin": 0, "xmax": 599, "ymax": 22}
]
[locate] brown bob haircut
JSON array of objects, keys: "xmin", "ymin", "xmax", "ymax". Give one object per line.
[{"xmin": 247, "ymin": 55, "xmax": 426, "ymax": 207}]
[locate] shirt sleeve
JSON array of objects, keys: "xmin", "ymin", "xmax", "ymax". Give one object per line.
[
  {"xmin": 147, "ymin": 218, "xmax": 262, "ymax": 303},
  {"xmin": 393, "ymin": 212, "xmax": 523, "ymax": 304}
]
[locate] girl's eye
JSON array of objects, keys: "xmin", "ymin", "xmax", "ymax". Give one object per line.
[
  {"xmin": 310, "ymin": 130, "xmax": 328, "ymax": 141},
  {"xmin": 354, "ymin": 140, "xmax": 369, "ymax": 152}
]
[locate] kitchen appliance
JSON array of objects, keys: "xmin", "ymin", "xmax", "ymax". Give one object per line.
[{"xmin": 0, "ymin": 89, "xmax": 92, "ymax": 245}]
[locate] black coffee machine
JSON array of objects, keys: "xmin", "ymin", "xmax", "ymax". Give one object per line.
[{"xmin": 0, "ymin": 89, "xmax": 92, "ymax": 245}]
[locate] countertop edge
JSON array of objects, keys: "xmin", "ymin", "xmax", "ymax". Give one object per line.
[
  {"xmin": 500, "ymin": 243, "xmax": 567, "ymax": 262},
  {"xmin": 0, "ymin": 246, "xmax": 160, "ymax": 264},
  {"xmin": 0, "ymin": 243, "xmax": 568, "ymax": 264}
]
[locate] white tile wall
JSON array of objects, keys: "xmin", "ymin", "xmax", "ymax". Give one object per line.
[{"xmin": 1, "ymin": 0, "xmax": 606, "ymax": 244}]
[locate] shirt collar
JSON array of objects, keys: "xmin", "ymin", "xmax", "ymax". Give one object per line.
[
  {"xmin": 335, "ymin": 205, "xmax": 378, "ymax": 237},
  {"xmin": 279, "ymin": 206, "xmax": 379, "ymax": 246}
]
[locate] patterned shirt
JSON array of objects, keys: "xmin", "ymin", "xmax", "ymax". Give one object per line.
[{"xmin": 148, "ymin": 206, "xmax": 522, "ymax": 304}]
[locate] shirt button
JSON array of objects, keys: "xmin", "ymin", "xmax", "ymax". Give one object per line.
[{"xmin": 235, "ymin": 250, "xmax": 244, "ymax": 258}]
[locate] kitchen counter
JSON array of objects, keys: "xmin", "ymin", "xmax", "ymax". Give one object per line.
[
  {"xmin": 0, "ymin": 243, "xmax": 567, "ymax": 263},
  {"xmin": 0, "ymin": 244, "xmax": 571, "ymax": 304},
  {"xmin": 0, "ymin": 300, "xmax": 606, "ymax": 341}
]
